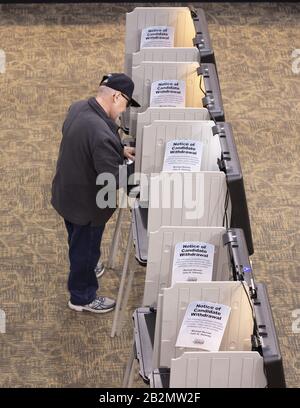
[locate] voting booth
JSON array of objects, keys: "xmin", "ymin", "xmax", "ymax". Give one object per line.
[
  {"xmin": 129, "ymin": 62, "xmax": 224, "ymax": 135},
  {"xmin": 142, "ymin": 227, "xmax": 255, "ymax": 309},
  {"xmin": 154, "ymin": 282, "xmax": 256, "ymax": 367},
  {"xmin": 136, "ymin": 121, "xmax": 230, "ymax": 233},
  {"xmin": 140, "ymin": 120, "xmax": 219, "ymax": 173},
  {"xmin": 125, "ymin": 7, "xmax": 215, "ymax": 78},
  {"xmin": 151, "ymin": 282, "xmax": 285, "ymax": 388},
  {"xmin": 143, "ymin": 226, "xmax": 231, "ymax": 308},
  {"xmin": 125, "ymin": 279, "xmax": 285, "ymax": 388},
  {"xmin": 139, "ymin": 120, "xmax": 220, "ymax": 202},
  {"xmin": 135, "ymin": 108, "xmax": 210, "ymax": 175}
]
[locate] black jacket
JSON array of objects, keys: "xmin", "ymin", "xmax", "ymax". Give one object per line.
[{"xmin": 51, "ymin": 97, "xmax": 124, "ymax": 226}]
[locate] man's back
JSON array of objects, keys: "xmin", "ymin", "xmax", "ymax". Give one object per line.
[{"xmin": 51, "ymin": 98, "xmax": 124, "ymax": 226}]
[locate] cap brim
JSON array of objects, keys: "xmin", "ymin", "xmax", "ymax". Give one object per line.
[{"xmin": 129, "ymin": 98, "xmax": 140, "ymax": 108}]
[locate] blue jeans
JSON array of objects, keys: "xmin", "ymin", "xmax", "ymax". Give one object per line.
[{"xmin": 64, "ymin": 219, "xmax": 105, "ymax": 305}]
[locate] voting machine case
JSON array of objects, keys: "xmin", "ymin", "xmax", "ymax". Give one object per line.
[
  {"xmin": 132, "ymin": 199, "xmax": 148, "ymax": 265},
  {"xmin": 213, "ymin": 122, "xmax": 254, "ymax": 255},
  {"xmin": 223, "ymin": 229, "xmax": 285, "ymax": 387}
]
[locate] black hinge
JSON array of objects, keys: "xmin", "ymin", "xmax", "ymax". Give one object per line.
[
  {"xmin": 202, "ymin": 95, "xmax": 215, "ymax": 108},
  {"xmin": 189, "ymin": 5, "xmax": 198, "ymax": 19},
  {"xmin": 193, "ymin": 34, "xmax": 205, "ymax": 48}
]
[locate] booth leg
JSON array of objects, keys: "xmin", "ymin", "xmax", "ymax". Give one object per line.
[
  {"xmin": 116, "ymin": 256, "xmax": 136, "ymax": 337},
  {"xmin": 107, "ymin": 208, "xmax": 124, "ymax": 269},
  {"xmin": 111, "ymin": 225, "xmax": 133, "ymax": 338},
  {"xmin": 122, "ymin": 342, "xmax": 135, "ymax": 388}
]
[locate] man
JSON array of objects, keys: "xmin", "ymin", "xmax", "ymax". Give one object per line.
[{"xmin": 51, "ymin": 73, "xmax": 140, "ymax": 314}]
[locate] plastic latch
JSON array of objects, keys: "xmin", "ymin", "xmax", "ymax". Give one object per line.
[
  {"xmin": 217, "ymin": 157, "xmax": 226, "ymax": 173},
  {"xmin": 189, "ymin": 6, "xmax": 198, "ymax": 19},
  {"xmin": 193, "ymin": 34, "xmax": 205, "ymax": 48},
  {"xmin": 202, "ymin": 95, "xmax": 214, "ymax": 108},
  {"xmin": 212, "ymin": 125, "xmax": 220, "ymax": 136},
  {"xmin": 197, "ymin": 66, "xmax": 203, "ymax": 76}
]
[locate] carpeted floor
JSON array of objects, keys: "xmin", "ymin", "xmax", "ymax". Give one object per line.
[{"xmin": 0, "ymin": 2, "xmax": 299, "ymax": 388}]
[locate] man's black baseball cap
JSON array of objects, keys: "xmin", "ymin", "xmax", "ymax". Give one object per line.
[{"xmin": 99, "ymin": 73, "xmax": 141, "ymax": 107}]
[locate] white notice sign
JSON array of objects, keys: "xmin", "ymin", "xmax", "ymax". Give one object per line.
[
  {"xmin": 150, "ymin": 80, "xmax": 185, "ymax": 107},
  {"xmin": 171, "ymin": 242, "xmax": 215, "ymax": 285},
  {"xmin": 140, "ymin": 26, "xmax": 174, "ymax": 49},
  {"xmin": 175, "ymin": 301, "xmax": 231, "ymax": 351},
  {"xmin": 162, "ymin": 139, "xmax": 203, "ymax": 172}
]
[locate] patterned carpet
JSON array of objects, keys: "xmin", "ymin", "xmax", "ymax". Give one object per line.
[{"xmin": 0, "ymin": 2, "xmax": 299, "ymax": 388}]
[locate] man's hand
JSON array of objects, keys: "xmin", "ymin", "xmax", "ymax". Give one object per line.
[{"xmin": 123, "ymin": 146, "xmax": 135, "ymax": 161}]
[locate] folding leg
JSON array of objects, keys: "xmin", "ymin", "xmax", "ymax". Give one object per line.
[
  {"xmin": 107, "ymin": 208, "xmax": 124, "ymax": 269},
  {"xmin": 122, "ymin": 342, "xmax": 136, "ymax": 388},
  {"xmin": 111, "ymin": 225, "xmax": 133, "ymax": 337},
  {"xmin": 116, "ymin": 255, "xmax": 136, "ymax": 336},
  {"xmin": 128, "ymin": 358, "xmax": 138, "ymax": 387}
]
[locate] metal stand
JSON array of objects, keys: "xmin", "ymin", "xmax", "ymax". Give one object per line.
[
  {"xmin": 111, "ymin": 225, "xmax": 133, "ymax": 337},
  {"xmin": 107, "ymin": 208, "xmax": 124, "ymax": 269},
  {"xmin": 122, "ymin": 342, "xmax": 136, "ymax": 388}
]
